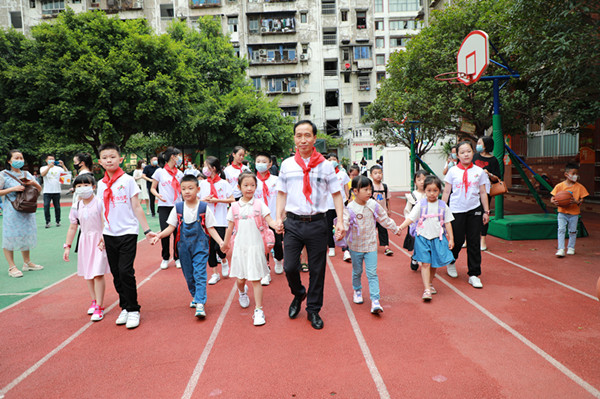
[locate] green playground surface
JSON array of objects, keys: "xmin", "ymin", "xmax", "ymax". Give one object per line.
[{"xmin": 0, "ymin": 204, "xmax": 161, "ymax": 310}]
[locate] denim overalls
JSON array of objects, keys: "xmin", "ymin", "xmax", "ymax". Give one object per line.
[{"xmin": 175, "ymin": 201, "xmax": 210, "ymax": 305}]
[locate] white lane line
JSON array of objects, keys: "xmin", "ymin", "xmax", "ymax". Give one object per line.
[
  {"xmin": 181, "ymin": 284, "xmax": 236, "ymax": 399},
  {"xmin": 328, "ymin": 258, "xmax": 391, "ymax": 399},
  {"xmin": 0, "ymin": 266, "xmax": 162, "ymax": 397},
  {"xmin": 0, "ymin": 292, "xmax": 37, "ymax": 296}
]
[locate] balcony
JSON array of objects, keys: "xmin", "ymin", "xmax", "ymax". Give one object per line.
[
  {"xmin": 190, "ymin": 0, "xmax": 220, "ymax": 8},
  {"xmin": 93, "ymin": 0, "xmax": 143, "ymax": 12},
  {"xmin": 249, "ymin": 47, "xmax": 298, "ymax": 65},
  {"xmin": 259, "ymin": 17, "xmax": 296, "ymax": 34},
  {"xmin": 266, "ymin": 76, "xmax": 300, "ymax": 95}
]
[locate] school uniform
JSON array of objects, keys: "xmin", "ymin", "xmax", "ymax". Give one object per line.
[
  {"xmin": 256, "ymin": 173, "xmax": 283, "ymax": 261},
  {"xmin": 152, "ymin": 167, "xmax": 184, "ymax": 261},
  {"xmin": 326, "ymin": 169, "xmax": 350, "ymax": 249},
  {"xmin": 199, "ymin": 178, "xmax": 232, "ymax": 268},
  {"xmin": 224, "ymin": 164, "xmax": 249, "ymax": 200}
]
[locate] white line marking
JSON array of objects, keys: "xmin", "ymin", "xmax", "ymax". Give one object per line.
[
  {"xmin": 327, "ymin": 258, "xmax": 391, "ymax": 399},
  {"xmin": 182, "ymin": 284, "xmax": 236, "ymax": 399},
  {"xmin": 0, "ymin": 266, "xmax": 161, "ymax": 397},
  {"xmin": 0, "ymin": 292, "xmax": 37, "ymax": 296}
]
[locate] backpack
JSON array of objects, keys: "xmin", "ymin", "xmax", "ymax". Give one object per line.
[
  {"xmin": 335, "ymin": 201, "xmax": 381, "ymax": 247},
  {"xmin": 372, "ymin": 183, "xmax": 389, "ymax": 208},
  {"xmin": 3, "ymin": 171, "xmax": 40, "ymax": 213},
  {"xmin": 230, "ymin": 200, "xmax": 275, "ymax": 255},
  {"xmin": 174, "ymin": 201, "xmax": 208, "ymax": 255},
  {"xmin": 409, "ymin": 198, "xmax": 447, "ymax": 240}
]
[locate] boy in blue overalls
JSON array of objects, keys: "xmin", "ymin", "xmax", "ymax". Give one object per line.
[{"xmin": 151, "ymin": 175, "xmax": 225, "ymax": 318}]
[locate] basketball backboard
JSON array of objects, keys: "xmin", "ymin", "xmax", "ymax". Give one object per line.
[{"xmin": 457, "ymin": 30, "xmax": 489, "ymax": 85}]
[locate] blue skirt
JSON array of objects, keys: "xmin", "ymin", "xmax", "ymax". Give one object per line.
[{"xmin": 413, "ymin": 235, "xmax": 455, "ymax": 268}]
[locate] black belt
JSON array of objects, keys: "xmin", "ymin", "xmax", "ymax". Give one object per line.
[{"xmin": 286, "ymin": 212, "xmax": 325, "ymax": 222}]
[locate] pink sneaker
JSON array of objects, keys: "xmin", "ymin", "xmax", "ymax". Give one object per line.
[
  {"xmin": 91, "ymin": 306, "xmax": 104, "ymax": 322},
  {"xmin": 87, "ymin": 300, "xmax": 97, "ymax": 315}
]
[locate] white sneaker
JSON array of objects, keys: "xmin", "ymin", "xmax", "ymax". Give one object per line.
[
  {"xmin": 221, "ymin": 259, "xmax": 229, "ymax": 277},
  {"xmin": 566, "ymin": 248, "xmax": 575, "ymax": 255},
  {"xmin": 195, "ymin": 303, "xmax": 206, "ymax": 319},
  {"xmin": 175, "ymin": 259, "xmax": 181, "ymax": 268},
  {"xmin": 208, "ymin": 273, "xmax": 220, "ymax": 285},
  {"xmin": 160, "ymin": 259, "xmax": 169, "ymax": 270},
  {"xmin": 126, "ymin": 311, "xmax": 140, "ymax": 329},
  {"xmin": 555, "ymin": 249, "xmax": 565, "ymax": 257},
  {"xmin": 253, "ymin": 308, "xmax": 266, "ymax": 326},
  {"xmin": 468, "ymin": 276, "xmax": 483, "ymax": 288},
  {"xmin": 353, "ymin": 290, "xmax": 363, "ymax": 304},
  {"xmin": 328, "ymin": 248, "xmax": 335, "ymax": 257},
  {"xmin": 116, "ymin": 309, "xmax": 128, "ymax": 325},
  {"xmin": 274, "ymin": 259, "xmax": 284, "ymax": 274},
  {"xmin": 261, "ymin": 273, "xmax": 271, "ymax": 286},
  {"xmin": 343, "ymin": 250, "xmax": 352, "ymax": 262},
  {"xmin": 447, "ymin": 262, "xmax": 458, "ymax": 278},
  {"xmin": 238, "ymin": 286, "xmax": 250, "ymax": 308}
]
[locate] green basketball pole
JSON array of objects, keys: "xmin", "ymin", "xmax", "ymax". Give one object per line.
[{"xmin": 492, "ymin": 79, "xmax": 504, "ymax": 219}]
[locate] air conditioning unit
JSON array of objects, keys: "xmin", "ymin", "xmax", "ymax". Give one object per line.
[
  {"xmin": 258, "ymin": 49, "xmax": 267, "ymax": 56},
  {"xmin": 300, "ymin": 54, "xmax": 309, "ymax": 61},
  {"xmin": 290, "ymin": 87, "xmax": 300, "ymax": 94},
  {"xmin": 260, "ymin": 27, "xmax": 268, "ymax": 33},
  {"xmin": 133, "ymin": 0, "xmax": 143, "ymax": 8}
]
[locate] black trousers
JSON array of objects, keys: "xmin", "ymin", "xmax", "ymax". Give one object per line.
[
  {"xmin": 481, "ymin": 194, "xmax": 491, "ymax": 237},
  {"xmin": 158, "ymin": 206, "xmax": 178, "ymax": 261},
  {"xmin": 104, "ymin": 234, "xmax": 140, "ymax": 312},
  {"xmin": 326, "ymin": 209, "xmax": 336, "ymax": 248},
  {"xmin": 451, "ymin": 206, "xmax": 483, "ymax": 277},
  {"xmin": 146, "ymin": 183, "xmax": 156, "ymax": 216},
  {"xmin": 43, "ymin": 193, "xmax": 61, "ymax": 224},
  {"xmin": 376, "ymin": 222, "xmax": 389, "ymax": 246},
  {"xmin": 208, "ymin": 226, "xmax": 227, "ymax": 268},
  {"xmin": 269, "ymin": 227, "xmax": 284, "ymax": 261},
  {"xmin": 283, "ymin": 217, "xmax": 328, "ymax": 313}
]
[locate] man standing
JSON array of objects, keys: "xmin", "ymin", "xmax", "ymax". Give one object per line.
[
  {"xmin": 142, "ymin": 157, "xmax": 159, "ymax": 217},
  {"xmin": 40, "ymin": 155, "xmax": 65, "ymax": 228},
  {"xmin": 275, "ymin": 120, "xmax": 345, "ymax": 330}
]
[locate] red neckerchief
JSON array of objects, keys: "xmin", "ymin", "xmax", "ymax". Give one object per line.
[
  {"xmin": 164, "ymin": 163, "xmax": 181, "ymax": 203},
  {"xmin": 231, "ymin": 162, "xmax": 243, "ymax": 171},
  {"xmin": 335, "ymin": 166, "xmax": 340, "ymax": 174},
  {"xmin": 207, "ymin": 175, "xmax": 221, "ymax": 198},
  {"xmin": 257, "ymin": 171, "xmax": 271, "ymax": 206},
  {"xmin": 457, "ymin": 162, "xmax": 473, "ymax": 198},
  {"xmin": 294, "ymin": 148, "xmax": 325, "ymax": 204},
  {"xmin": 102, "ymin": 168, "xmax": 125, "ymax": 223}
]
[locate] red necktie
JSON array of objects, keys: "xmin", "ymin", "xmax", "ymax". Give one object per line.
[
  {"xmin": 257, "ymin": 171, "xmax": 271, "ymax": 206},
  {"xmin": 164, "ymin": 164, "xmax": 181, "ymax": 203},
  {"xmin": 457, "ymin": 162, "xmax": 473, "ymax": 198},
  {"xmin": 294, "ymin": 148, "xmax": 325, "ymax": 204},
  {"xmin": 102, "ymin": 168, "xmax": 125, "ymax": 223}
]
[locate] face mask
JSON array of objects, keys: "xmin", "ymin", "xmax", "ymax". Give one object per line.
[
  {"xmin": 151, "ymin": 160, "xmax": 158, "ymax": 166},
  {"xmin": 48, "ymin": 160, "xmax": 54, "ymax": 165},
  {"xmin": 255, "ymin": 162, "xmax": 269, "ymax": 173},
  {"xmin": 75, "ymin": 186, "xmax": 94, "ymax": 199},
  {"xmin": 74, "ymin": 163, "xmax": 81, "ymax": 170},
  {"xmin": 187, "ymin": 164, "xmax": 192, "ymax": 169},
  {"xmin": 476, "ymin": 145, "xmax": 484, "ymax": 153},
  {"xmin": 202, "ymin": 167, "xmax": 212, "ymax": 177},
  {"xmin": 331, "ymin": 161, "xmax": 339, "ymax": 168},
  {"xmin": 568, "ymin": 174, "xmax": 578, "ymax": 182},
  {"xmin": 451, "ymin": 153, "xmax": 457, "ymax": 160},
  {"xmin": 11, "ymin": 160, "xmax": 24, "ymax": 169},
  {"xmin": 176, "ymin": 156, "xmax": 183, "ymax": 167},
  {"xmin": 141, "ymin": 163, "xmax": 146, "ymax": 169}
]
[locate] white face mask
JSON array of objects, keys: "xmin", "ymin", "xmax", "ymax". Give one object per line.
[
  {"xmin": 76, "ymin": 186, "xmax": 94, "ymax": 199},
  {"xmin": 568, "ymin": 174, "xmax": 578, "ymax": 182},
  {"xmin": 255, "ymin": 162, "xmax": 269, "ymax": 173}
]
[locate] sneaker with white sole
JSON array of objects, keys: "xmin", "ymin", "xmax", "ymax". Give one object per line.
[
  {"xmin": 343, "ymin": 250, "xmax": 352, "ymax": 262},
  {"xmin": 555, "ymin": 249, "xmax": 565, "ymax": 257},
  {"xmin": 422, "ymin": 289, "xmax": 432, "ymax": 301},
  {"xmin": 371, "ymin": 300, "xmax": 383, "ymax": 314},
  {"xmin": 328, "ymin": 248, "xmax": 335, "ymax": 257},
  {"xmin": 208, "ymin": 273, "xmax": 221, "ymax": 285},
  {"xmin": 190, "ymin": 301, "xmax": 197, "ymax": 308},
  {"xmin": 261, "ymin": 273, "xmax": 271, "ymax": 286},
  {"xmin": 353, "ymin": 290, "xmax": 363, "ymax": 304},
  {"xmin": 274, "ymin": 259, "xmax": 284, "ymax": 274},
  {"xmin": 87, "ymin": 300, "xmax": 97, "ymax": 315},
  {"xmin": 566, "ymin": 248, "xmax": 575, "ymax": 255},
  {"xmin": 253, "ymin": 308, "xmax": 266, "ymax": 326},
  {"xmin": 221, "ymin": 259, "xmax": 230, "ymax": 277},
  {"xmin": 91, "ymin": 307, "xmax": 104, "ymax": 322},
  {"xmin": 175, "ymin": 259, "xmax": 181, "ymax": 268},
  {"xmin": 468, "ymin": 276, "xmax": 483, "ymax": 288},
  {"xmin": 238, "ymin": 286, "xmax": 250, "ymax": 308},
  {"xmin": 446, "ymin": 262, "xmax": 458, "ymax": 278},
  {"xmin": 430, "ymin": 286, "xmax": 437, "ymax": 295},
  {"xmin": 116, "ymin": 309, "xmax": 128, "ymax": 325},
  {"xmin": 126, "ymin": 311, "xmax": 140, "ymax": 329},
  {"xmin": 160, "ymin": 259, "xmax": 169, "ymax": 270},
  {"xmin": 195, "ymin": 303, "xmax": 206, "ymax": 319}
]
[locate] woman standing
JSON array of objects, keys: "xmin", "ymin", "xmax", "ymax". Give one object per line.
[
  {"xmin": 133, "ymin": 160, "xmax": 150, "ymax": 215},
  {"xmin": 224, "ymin": 146, "xmax": 248, "ymax": 201},
  {"xmin": 0, "ymin": 150, "xmax": 43, "ymax": 277},
  {"xmin": 72, "ymin": 152, "xmax": 94, "ymax": 205},
  {"xmin": 473, "ymin": 136, "xmax": 501, "ymax": 251}
]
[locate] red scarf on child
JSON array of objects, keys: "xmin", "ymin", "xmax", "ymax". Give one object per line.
[
  {"xmin": 230, "ymin": 162, "xmax": 243, "ymax": 171},
  {"xmin": 335, "ymin": 166, "xmax": 340, "ymax": 173},
  {"xmin": 257, "ymin": 171, "xmax": 271, "ymax": 205},
  {"xmin": 164, "ymin": 163, "xmax": 181, "ymax": 203},
  {"xmin": 207, "ymin": 175, "xmax": 221, "ymax": 198},
  {"xmin": 457, "ymin": 162, "xmax": 473, "ymax": 198},
  {"xmin": 102, "ymin": 168, "xmax": 125, "ymax": 222},
  {"xmin": 294, "ymin": 148, "xmax": 325, "ymax": 204}
]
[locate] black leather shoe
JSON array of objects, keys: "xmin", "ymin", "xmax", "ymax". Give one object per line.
[
  {"xmin": 288, "ymin": 293, "xmax": 306, "ymax": 319},
  {"xmin": 307, "ymin": 312, "xmax": 324, "ymax": 330}
]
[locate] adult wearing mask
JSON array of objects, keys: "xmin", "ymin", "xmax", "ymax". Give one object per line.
[
  {"xmin": 151, "ymin": 148, "xmax": 184, "ymax": 270},
  {"xmin": 40, "ymin": 154, "xmax": 65, "ymax": 228},
  {"xmin": 0, "ymin": 150, "xmax": 44, "ymax": 277},
  {"xmin": 71, "ymin": 152, "xmax": 94, "ymax": 205},
  {"xmin": 443, "ymin": 146, "xmax": 458, "ymax": 176},
  {"xmin": 473, "ymin": 136, "xmax": 501, "ymax": 251},
  {"xmin": 184, "ymin": 162, "xmax": 201, "ymax": 178},
  {"xmin": 142, "ymin": 157, "xmax": 159, "ymax": 217}
]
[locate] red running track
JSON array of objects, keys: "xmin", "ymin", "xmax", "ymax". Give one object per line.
[{"xmin": 1, "ymin": 194, "xmax": 599, "ymax": 398}]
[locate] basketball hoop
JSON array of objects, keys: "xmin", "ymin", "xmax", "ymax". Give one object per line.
[
  {"xmin": 434, "ymin": 30, "xmax": 489, "ymax": 86},
  {"xmin": 434, "ymin": 71, "xmax": 471, "ymax": 85}
]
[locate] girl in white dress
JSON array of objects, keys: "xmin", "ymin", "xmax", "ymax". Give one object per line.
[{"xmin": 222, "ymin": 172, "xmax": 278, "ymax": 326}]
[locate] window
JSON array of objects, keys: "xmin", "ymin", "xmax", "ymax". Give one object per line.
[
  {"xmin": 344, "ymin": 73, "xmax": 351, "ymax": 83},
  {"xmin": 300, "ymin": 12, "xmax": 307, "ymax": 23},
  {"xmin": 72, "ymin": 0, "xmax": 81, "ymax": 3},
  {"xmin": 29, "ymin": 0, "xmax": 35, "ymax": 8},
  {"xmin": 376, "ymin": 71, "xmax": 386, "ymax": 82},
  {"xmin": 281, "ymin": 107, "xmax": 299, "ymax": 117},
  {"xmin": 353, "ymin": 46, "xmax": 371, "ymax": 60},
  {"xmin": 323, "ymin": 28, "xmax": 336, "ymax": 45},
  {"xmin": 358, "ymin": 75, "xmax": 371, "ymax": 91},
  {"xmin": 356, "ymin": 11, "xmax": 366, "ymax": 29},
  {"xmin": 375, "ymin": 20, "xmax": 383, "ymax": 30},
  {"xmin": 304, "ymin": 103, "xmax": 311, "ymax": 116},
  {"xmin": 228, "ymin": 17, "xmax": 238, "ymax": 33},
  {"xmin": 160, "ymin": 3, "xmax": 173, "ymax": 18},
  {"xmin": 389, "ymin": 0, "xmax": 420, "ymax": 12},
  {"xmin": 10, "ymin": 11, "xmax": 22, "ymax": 28},
  {"xmin": 302, "ymin": 44, "xmax": 308, "ymax": 54},
  {"xmin": 248, "ymin": 19, "xmax": 259, "ymax": 33},
  {"xmin": 363, "ymin": 147, "xmax": 373, "ymax": 160},
  {"xmin": 376, "ymin": 37, "xmax": 384, "ymax": 48},
  {"xmin": 374, "ymin": 0, "xmax": 383, "ymax": 12},
  {"xmin": 322, "ymin": 0, "xmax": 335, "ymax": 15},
  {"xmin": 341, "ymin": 10, "xmax": 347, "ymax": 21},
  {"xmin": 326, "ymin": 120, "xmax": 339, "ymax": 136},
  {"xmin": 324, "ymin": 59, "xmax": 338, "ymax": 76},
  {"xmin": 233, "ymin": 45, "xmax": 240, "ymax": 58},
  {"xmin": 344, "ymin": 103, "xmax": 353, "ymax": 115},
  {"xmin": 267, "ymin": 76, "xmax": 298, "ymax": 93},
  {"xmin": 376, "ymin": 54, "xmax": 385, "ymax": 66},
  {"xmin": 41, "ymin": 0, "xmax": 64, "ymax": 14},
  {"xmin": 390, "ymin": 37, "xmax": 410, "ymax": 47},
  {"xmin": 389, "ymin": 19, "xmax": 403, "ymax": 30},
  {"xmin": 251, "ymin": 77, "xmax": 261, "ymax": 90},
  {"xmin": 342, "ymin": 48, "xmax": 351, "ymax": 61},
  {"xmin": 527, "ymin": 131, "xmax": 580, "ymax": 157},
  {"xmin": 325, "ymin": 90, "xmax": 339, "ymax": 107}
]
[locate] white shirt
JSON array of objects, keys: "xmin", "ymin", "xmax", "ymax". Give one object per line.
[
  {"xmin": 199, "ymin": 179, "xmax": 233, "ymax": 227},
  {"xmin": 276, "ymin": 157, "xmax": 341, "ymax": 215},
  {"xmin": 97, "ymin": 173, "xmax": 141, "ymax": 236},
  {"xmin": 444, "ymin": 165, "xmax": 489, "ymax": 213},
  {"xmin": 224, "ymin": 164, "xmax": 249, "ymax": 198},
  {"xmin": 166, "ymin": 201, "xmax": 217, "ymax": 227},
  {"xmin": 326, "ymin": 170, "xmax": 350, "ymax": 209},
  {"xmin": 184, "ymin": 168, "xmax": 200, "ymax": 177},
  {"xmin": 255, "ymin": 174, "xmax": 278, "ymax": 220},
  {"xmin": 408, "ymin": 199, "xmax": 454, "ymax": 240},
  {"xmin": 226, "ymin": 197, "xmax": 271, "ymax": 222},
  {"xmin": 40, "ymin": 165, "xmax": 64, "ymax": 194},
  {"xmin": 152, "ymin": 168, "xmax": 184, "ymax": 207}
]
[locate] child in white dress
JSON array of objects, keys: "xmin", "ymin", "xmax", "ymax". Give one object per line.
[
  {"xmin": 63, "ymin": 174, "xmax": 111, "ymax": 321},
  {"xmin": 222, "ymin": 172, "xmax": 278, "ymax": 326}
]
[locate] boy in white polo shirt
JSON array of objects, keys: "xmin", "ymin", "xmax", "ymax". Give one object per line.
[{"xmin": 97, "ymin": 143, "xmax": 155, "ymax": 329}]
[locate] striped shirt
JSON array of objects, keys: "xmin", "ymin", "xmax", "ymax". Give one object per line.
[{"xmin": 344, "ymin": 199, "xmax": 399, "ymax": 253}]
